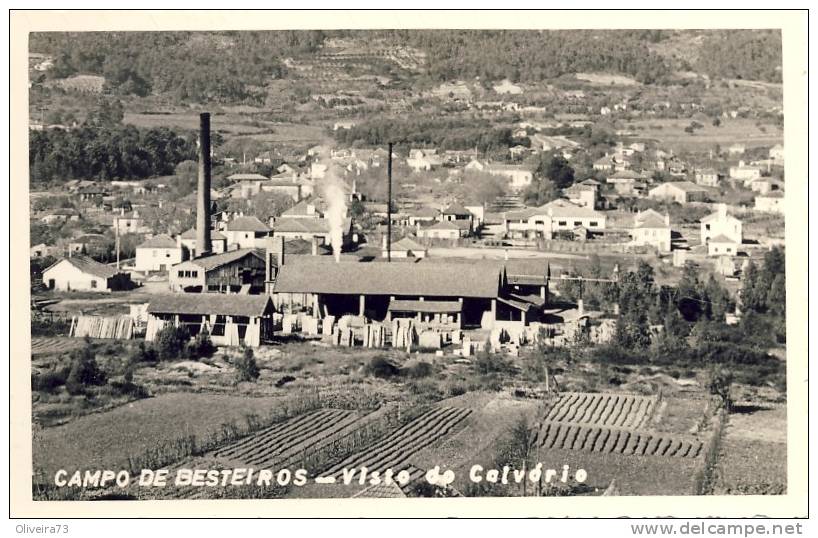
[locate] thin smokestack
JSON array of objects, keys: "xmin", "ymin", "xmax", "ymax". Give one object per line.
[
  {"xmin": 387, "ymin": 142, "xmax": 393, "ymax": 262},
  {"xmin": 197, "ymin": 112, "xmax": 212, "ymax": 257}
]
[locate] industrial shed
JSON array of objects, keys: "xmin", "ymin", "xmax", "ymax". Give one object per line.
[
  {"xmin": 145, "ymin": 293, "xmax": 274, "ymax": 347},
  {"xmin": 168, "ymin": 248, "xmax": 268, "ymax": 294},
  {"xmin": 273, "ymin": 259, "xmax": 540, "ymax": 329}
]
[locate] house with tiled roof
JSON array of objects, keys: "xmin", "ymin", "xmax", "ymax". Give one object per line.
[
  {"xmin": 701, "ymin": 203, "xmax": 742, "ymax": 246},
  {"xmin": 135, "ymin": 234, "xmax": 183, "ymax": 272},
  {"xmin": 179, "ymin": 228, "xmax": 227, "ymax": 257},
  {"xmin": 630, "ymin": 210, "xmax": 671, "ymax": 252},
  {"xmin": 224, "ymin": 216, "xmax": 271, "ymax": 249},
  {"xmin": 42, "ymin": 255, "xmax": 132, "ymax": 292},
  {"xmin": 382, "ymin": 235, "xmax": 427, "ymax": 259},
  {"xmin": 755, "ymin": 191, "xmax": 784, "ymax": 214},
  {"xmin": 648, "ymin": 181, "xmax": 709, "ymax": 204},
  {"xmin": 502, "ymin": 199, "xmax": 606, "ymax": 240},
  {"xmin": 416, "ymin": 219, "xmax": 469, "ymax": 240}
]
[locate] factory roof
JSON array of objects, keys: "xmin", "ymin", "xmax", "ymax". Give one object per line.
[
  {"xmin": 147, "ymin": 293, "xmax": 274, "ymax": 317},
  {"xmin": 388, "ymin": 299, "xmax": 462, "ymax": 313},
  {"xmin": 274, "ymin": 259, "xmax": 501, "ymax": 298},
  {"xmin": 274, "ymin": 217, "xmax": 332, "ymax": 234},
  {"xmin": 180, "ymin": 228, "xmax": 226, "ymax": 240}
]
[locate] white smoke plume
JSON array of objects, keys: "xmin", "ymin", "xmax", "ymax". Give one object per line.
[{"xmin": 321, "ymin": 162, "xmax": 348, "ymax": 263}]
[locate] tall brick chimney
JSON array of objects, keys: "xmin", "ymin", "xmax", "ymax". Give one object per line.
[{"xmin": 196, "ymin": 112, "xmax": 212, "ymax": 258}]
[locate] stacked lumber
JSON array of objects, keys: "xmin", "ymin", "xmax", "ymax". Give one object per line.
[{"xmin": 70, "ymin": 315, "xmax": 134, "ymax": 339}]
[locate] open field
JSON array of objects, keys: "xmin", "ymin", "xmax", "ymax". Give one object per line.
[
  {"xmin": 33, "ymin": 392, "xmax": 289, "ymax": 480},
  {"xmin": 575, "ymin": 72, "xmax": 640, "ymax": 86},
  {"xmin": 630, "ymin": 118, "xmax": 783, "ymax": 152},
  {"xmin": 711, "ymin": 402, "xmax": 786, "ymax": 494}
]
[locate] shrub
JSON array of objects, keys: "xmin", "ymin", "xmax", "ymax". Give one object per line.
[
  {"xmin": 275, "ymin": 375, "xmax": 296, "ymax": 388},
  {"xmin": 130, "ymin": 342, "xmax": 158, "ymax": 364},
  {"xmin": 403, "ymin": 361, "xmax": 434, "ymax": 379},
  {"xmin": 188, "ymin": 332, "xmax": 216, "ymax": 359},
  {"xmin": 446, "ymin": 382, "xmax": 468, "ymax": 397},
  {"xmin": 235, "ymin": 347, "xmax": 260, "ymax": 382},
  {"xmin": 154, "ymin": 325, "xmax": 191, "ymax": 361},
  {"xmin": 65, "ymin": 344, "xmax": 106, "ymax": 395},
  {"xmin": 32, "ymin": 365, "xmax": 71, "ymax": 393},
  {"xmin": 475, "ymin": 352, "xmax": 509, "ymax": 375},
  {"xmin": 365, "ymin": 357, "xmax": 401, "ymax": 379}
]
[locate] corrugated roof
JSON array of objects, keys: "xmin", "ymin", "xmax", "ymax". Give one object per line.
[
  {"xmin": 226, "ymin": 216, "xmax": 270, "ymax": 232},
  {"xmin": 544, "ymin": 199, "xmax": 604, "ymax": 219},
  {"xmin": 274, "ymin": 259, "xmax": 501, "ymax": 298},
  {"xmin": 227, "ymin": 173, "xmax": 269, "ymax": 181},
  {"xmin": 442, "ymin": 203, "xmax": 471, "ymax": 215},
  {"xmin": 709, "ymin": 234, "xmax": 738, "ymax": 244},
  {"xmin": 147, "ymin": 293, "xmax": 273, "ymax": 317},
  {"xmin": 654, "ymin": 181, "xmax": 709, "ymax": 193},
  {"xmin": 633, "ymin": 214, "xmax": 668, "ymax": 229},
  {"xmin": 388, "ymin": 299, "xmax": 462, "ymax": 313},
  {"xmin": 137, "ymin": 234, "xmax": 178, "ymax": 249}
]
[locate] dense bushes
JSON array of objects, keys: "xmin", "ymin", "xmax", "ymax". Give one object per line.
[{"xmin": 151, "ymin": 326, "xmax": 216, "ymax": 362}]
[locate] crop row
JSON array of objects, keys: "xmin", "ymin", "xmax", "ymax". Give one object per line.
[
  {"xmin": 325, "ymin": 407, "xmax": 472, "ymax": 478},
  {"xmin": 535, "ymin": 422, "xmax": 703, "ymax": 459},
  {"xmin": 212, "ymin": 409, "xmax": 359, "ymax": 468},
  {"xmin": 544, "ymin": 392, "xmax": 656, "ymax": 430}
]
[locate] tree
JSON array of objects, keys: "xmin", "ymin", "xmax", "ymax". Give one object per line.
[
  {"xmin": 235, "ymin": 347, "xmax": 260, "ymax": 382},
  {"xmin": 65, "ymin": 342, "xmax": 107, "ymax": 394},
  {"xmin": 707, "ymin": 366, "xmax": 734, "ymax": 410},
  {"xmin": 154, "ymin": 325, "xmax": 190, "ymax": 361},
  {"xmin": 535, "ymin": 153, "xmax": 575, "ymax": 189}
]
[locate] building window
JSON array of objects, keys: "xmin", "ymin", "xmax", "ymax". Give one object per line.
[
  {"xmin": 558, "ymin": 221, "xmax": 567, "ymax": 227},
  {"xmin": 178, "ymin": 271, "xmax": 184, "ymax": 278},
  {"xmin": 91, "ymin": 280, "xmax": 97, "ymax": 288},
  {"xmin": 574, "ymin": 221, "xmax": 581, "ymax": 227},
  {"xmin": 705, "ymin": 224, "xmax": 710, "ymax": 230},
  {"xmin": 589, "ymin": 221, "xmax": 598, "ymax": 227},
  {"xmin": 192, "ymin": 271, "xmax": 198, "ymax": 278}
]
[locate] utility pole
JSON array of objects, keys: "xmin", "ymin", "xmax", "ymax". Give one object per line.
[
  {"xmin": 114, "ymin": 217, "xmax": 120, "ymax": 270},
  {"xmin": 387, "ymin": 142, "xmax": 393, "ymax": 263}
]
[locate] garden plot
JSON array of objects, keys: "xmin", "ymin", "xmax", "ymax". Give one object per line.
[
  {"xmin": 543, "ymin": 392, "xmax": 657, "ymax": 429},
  {"xmin": 31, "ymin": 337, "xmax": 85, "ymax": 357},
  {"xmin": 211, "ymin": 408, "xmax": 362, "ymax": 468},
  {"xmin": 324, "ymin": 406, "xmax": 473, "ymax": 482},
  {"xmin": 534, "ymin": 422, "xmax": 702, "ymax": 459}
]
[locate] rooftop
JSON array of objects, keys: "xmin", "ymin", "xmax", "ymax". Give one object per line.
[
  {"xmin": 46, "ymin": 255, "xmax": 119, "ymax": 279},
  {"xmin": 226, "ymin": 216, "xmax": 271, "ymax": 232},
  {"xmin": 137, "ymin": 234, "xmax": 178, "ymax": 249},
  {"xmin": 147, "ymin": 293, "xmax": 273, "ymax": 317},
  {"xmin": 180, "ymin": 248, "xmax": 266, "ymax": 272},
  {"xmin": 274, "ymin": 259, "xmax": 502, "ymax": 299}
]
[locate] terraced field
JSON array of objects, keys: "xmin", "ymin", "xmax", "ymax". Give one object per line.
[
  {"xmin": 324, "ymin": 407, "xmax": 472, "ymax": 482},
  {"xmin": 211, "ymin": 409, "xmax": 363, "ymax": 468},
  {"xmin": 544, "ymin": 392, "xmax": 656, "ymax": 430},
  {"xmin": 533, "ymin": 422, "xmax": 702, "ymax": 459},
  {"xmin": 31, "ymin": 336, "xmax": 84, "ymax": 356}
]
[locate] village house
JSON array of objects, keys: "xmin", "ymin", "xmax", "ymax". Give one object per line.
[
  {"xmin": 178, "ymin": 228, "xmax": 227, "ymax": 257},
  {"xmin": 729, "ymin": 161, "xmax": 763, "ymax": 183},
  {"xmin": 484, "ymin": 163, "xmax": 534, "ymax": 190},
  {"xmin": 406, "ymin": 149, "xmax": 443, "ymax": 172},
  {"xmin": 563, "ymin": 183, "xmax": 597, "ymax": 208},
  {"xmin": 67, "ymin": 234, "xmax": 107, "ymax": 258},
  {"xmin": 223, "ymin": 215, "xmax": 272, "ymax": 249},
  {"xmin": 769, "ymin": 144, "xmax": 785, "ymax": 162},
  {"xmin": 695, "ymin": 168, "xmax": 723, "ymax": 188},
  {"xmin": 503, "ymin": 199, "xmax": 606, "ymax": 240},
  {"xmin": 135, "ymin": 234, "xmax": 184, "ymax": 272},
  {"xmin": 749, "ymin": 177, "xmax": 784, "ymax": 195},
  {"xmin": 493, "ymin": 79, "xmax": 523, "ymax": 95},
  {"xmin": 727, "ymin": 143, "xmax": 746, "ymax": 156},
  {"xmin": 382, "ymin": 235, "xmax": 427, "ymax": 259},
  {"xmin": 648, "ymin": 181, "xmax": 709, "ymax": 204},
  {"xmin": 42, "ymin": 255, "xmax": 132, "ymax": 292},
  {"xmin": 630, "ymin": 209, "xmax": 671, "ymax": 253},
  {"xmin": 169, "ymin": 248, "xmax": 268, "ymax": 294},
  {"xmin": 606, "ymin": 170, "xmax": 650, "ymax": 196},
  {"xmin": 707, "ymin": 235, "xmax": 740, "ymax": 257},
  {"xmin": 40, "ymin": 208, "xmax": 80, "ymax": 224},
  {"xmin": 112, "ymin": 210, "xmax": 151, "ymax": 235},
  {"xmin": 75, "ymin": 184, "xmax": 109, "ymax": 202},
  {"xmin": 755, "ymin": 191, "xmax": 785, "ymax": 214},
  {"xmin": 260, "ymin": 174, "xmax": 313, "ymax": 201},
  {"xmin": 416, "ymin": 220, "xmax": 469, "ymax": 240},
  {"xmin": 701, "ymin": 203, "xmax": 743, "ymax": 247},
  {"xmin": 406, "ymin": 206, "xmax": 440, "ymax": 226}
]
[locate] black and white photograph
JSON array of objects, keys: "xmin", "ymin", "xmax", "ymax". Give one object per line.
[{"xmin": 9, "ymin": 9, "xmax": 808, "ymax": 520}]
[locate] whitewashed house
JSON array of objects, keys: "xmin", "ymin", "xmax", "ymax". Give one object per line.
[{"xmin": 135, "ymin": 234, "xmax": 183, "ymax": 272}]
